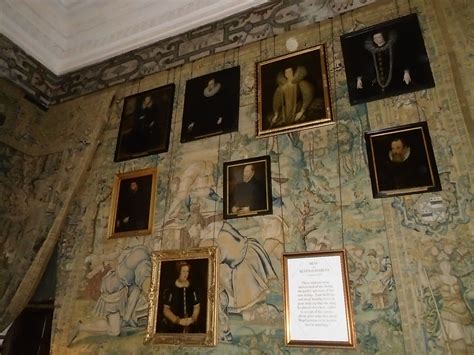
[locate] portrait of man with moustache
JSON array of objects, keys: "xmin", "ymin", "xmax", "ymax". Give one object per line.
[{"xmin": 366, "ymin": 122, "xmax": 441, "ymax": 197}]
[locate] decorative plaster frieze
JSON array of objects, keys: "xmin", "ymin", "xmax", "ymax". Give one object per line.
[
  {"xmin": 0, "ymin": 0, "xmax": 268, "ymax": 74},
  {"xmin": 0, "ymin": 0, "xmax": 376, "ymax": 105}
]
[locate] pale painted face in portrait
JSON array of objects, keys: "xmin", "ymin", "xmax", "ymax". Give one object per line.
[
  {"xmin": 142, "ymin": 96, "xmax": 153, "ymax": 108},
  {"xmin": 129, "ymin": 181, "xmax": 138, "ymax": 192},
  {"xmin": 204, "ymin": 78, "xmax": 221, "ymax": 97},
  {"xmin": 207, "ymin": 79, "xmax": 215, "ymax": 90},
  {"xmin": 284, "ymin": 67, "xmax": 294, "ymax": 80},
  {"xmin": 390, "ymin": 139, "xmax": 408, "ymax": 162},
  {"xmin": 372, "ymin": 32, "xmax": 386, "ymax": 47},
  {"xmin": 178, "ymin": 265, "xmax": 190, "ymax": 282},
  {"xmin": 242, "ymin": 165, "xmax": 255, "ymax": 183}
]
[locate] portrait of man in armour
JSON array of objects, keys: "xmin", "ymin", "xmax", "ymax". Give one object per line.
[{"xmin": 341, "ymin": 13, "xmax": 435, "ymax": 105}]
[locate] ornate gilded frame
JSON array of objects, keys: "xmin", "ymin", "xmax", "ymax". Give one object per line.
[
  {"xmin": 256, "ymin": 44, "xmax": 333, "ymax": 138},
  {"xmin": 145, "ymin": 247, "xmax": 218, "ymax": 347},
  {"xmin": 283, "ymin": 250, "xmax": 356, "ymax": 348},
  {"xmin": 107, "ymin": 167, "xmax": 157, "ymax": 238}
]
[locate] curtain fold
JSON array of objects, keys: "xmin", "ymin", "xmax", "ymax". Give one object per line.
[{"xmin": 0, "ymin": 96, "xmax": 113, "ymax": 330}]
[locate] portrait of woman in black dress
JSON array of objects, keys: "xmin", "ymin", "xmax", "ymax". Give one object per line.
[{"xmin": 157, "ymin": 259, "xmax": 208, "ymax": 334}]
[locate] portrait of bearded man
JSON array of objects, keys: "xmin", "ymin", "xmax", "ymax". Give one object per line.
[{"xmin": 365, "ymin": 122, "xmax": 441, "ymax": 198}]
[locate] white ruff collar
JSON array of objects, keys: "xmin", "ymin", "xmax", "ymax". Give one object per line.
[
  {"xmin": 203, "ymin": 82, "xmax": 221, "ymax": 97},
  {"xmin": 389, "ymin": 147, "xmax": 411, "ymax": 162}
]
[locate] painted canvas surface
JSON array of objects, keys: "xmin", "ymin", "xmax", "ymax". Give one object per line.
[{"xmin": 341, "ymin": 14, "xmax": 435, "ymax": 105}]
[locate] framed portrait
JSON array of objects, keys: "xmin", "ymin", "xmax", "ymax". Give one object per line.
[
  {"xmin": 340, "ymin": 13, "xmax": 435, "ymax": 105},
  {"xmin": 114, "ymin": 84, "xmax": 175, "ymax": 162},
  {"xmin": 283, "ymin": 250, "xmax": 356, "ymax": 348},
  {"xmin": 107, "ymin": 168, "xmax": 157, "ymax": 238},
  {"xmin": 145, "ymin": 247, "xmax": 218, "ymax": 346},
  {"xmin": 365, "ymin": 121, "xmax": 441, "ymax": 198},
  {"xmin": 180, "ymin": 66, "xmax": 240, "ymax": 143},
  {"xmin": 223, "ymin": 155, "xmax": 273, "ymax": 219},
  {"xmin": 256, "ymin": 45, "xmax": 333, "ymax": 138}
]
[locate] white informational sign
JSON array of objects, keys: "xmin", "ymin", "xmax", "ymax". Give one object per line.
[{"xmin": 283, "ymin": 250, "xmax": 355, "ymax": 348}]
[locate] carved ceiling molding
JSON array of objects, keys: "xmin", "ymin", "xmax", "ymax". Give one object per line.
[
  {"xmin": 0, "ymin": 0, "xmax": 376, "ymax": 105},
  {"xmin": 0, "ymin": 0, "xmax": 269, "ymax": 75}
]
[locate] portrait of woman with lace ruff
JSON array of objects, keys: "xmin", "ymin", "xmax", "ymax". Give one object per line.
[{"xmin": 341, "ymin": 13, "xmax": 435, "ymax": 105}]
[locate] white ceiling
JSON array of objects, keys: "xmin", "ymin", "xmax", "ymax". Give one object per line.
[{"xmin": 0, "ymin": 0, "xmax": 269, "ymax": 75}]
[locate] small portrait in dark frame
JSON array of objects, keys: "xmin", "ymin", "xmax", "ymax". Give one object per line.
[
  {"xmin": 223, "ymin": 155, "xmax": 273, "ymax": 219},
  {"xmin": 340, "ymin": 13, "xmax": 435, "ymax": 105},
  {"xmin": 180, "ymin": 66, "xmax": 240, "ymax": 143},
  {"xmin": 107, "ymin": 168, "xmax": 157, "ymax": 238},
  {"xmin": 257, "ymin": 45, "xmax": 333, "ymax": 138},
  {"xmin": 365, "ymin": 121, "xmax": 441, "ymax": 198},
  {"xmin": 114, "ymin": 84, "xmax": 175, "ymax": 162}
]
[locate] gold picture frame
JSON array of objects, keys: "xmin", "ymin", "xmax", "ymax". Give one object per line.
[
  {"xmin": 107, "ymin": 167, "xmax": 157, "ymax": 238},
  {"xmin": 145, "ymin": 247, "xmax": 218, "ymax": 347},
  {"xmin": 257, "ymin": 44, "xmax": 333, "ymax": 138},
  {"xmin": 283, "ymin": 250, "xmax": 356, "ymax": 348}
]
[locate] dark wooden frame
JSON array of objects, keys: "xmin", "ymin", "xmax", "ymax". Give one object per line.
[
  {"xmin": 256, "ymin": 45, "xmax": 333, "ymax": 138},
  {"xmin": 180, "ymin": 66, "xmax": 240, "ymax": 143},
  {"xmin": 114, "ymin": 84, "xmax": 175, "ymax": 162},
  {"xmin": 365, "ymin": 121, "xmax": 441, "ymax": 198},
  {"xmin": 223, "ymin": 155, "xmax": 272, "ymax": 219},
  {"xmin": 340, "ymin": 13, "xmax": 435, "ymax": 105}
]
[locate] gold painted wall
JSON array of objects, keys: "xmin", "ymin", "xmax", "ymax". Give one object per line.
[{"xmin": 0, "ymin": 0, "xmax": 472, "ymax": 353}]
